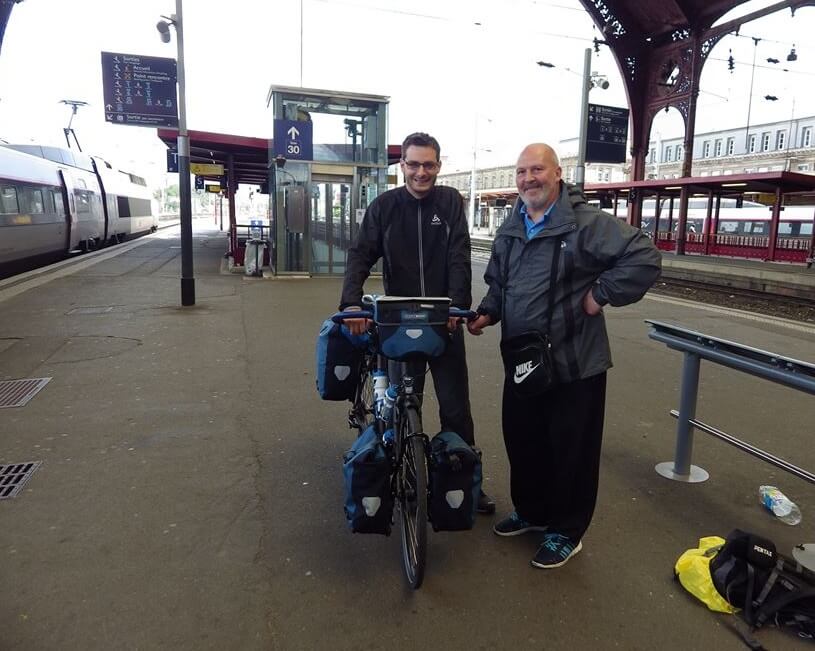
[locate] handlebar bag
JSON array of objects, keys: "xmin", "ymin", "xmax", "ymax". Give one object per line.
[
  {"xmin": 374, "ymin": 297, "xmax": 450, "ymax": 361},
  {"xmin": 315, "ymin": 319, "xmax": 364, "ymax": 400},
  {"xmin": 428, "ymin": 431, "xmax": 482, "ymax": 531},
  {"xmin": 342, "ymin": 425, "xmax": 392, "ymax": 535}
]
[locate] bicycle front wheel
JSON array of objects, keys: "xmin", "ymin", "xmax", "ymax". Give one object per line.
[{"xmin": 398, "ymin": 426, "xmax": 428, "ymax": 589}]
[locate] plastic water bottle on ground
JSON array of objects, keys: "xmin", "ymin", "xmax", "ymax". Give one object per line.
[{"xmin": 759, "ymin": 485, "xmax": 802, "ymax": 525}]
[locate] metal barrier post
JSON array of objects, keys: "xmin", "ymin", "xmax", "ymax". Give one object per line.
[{"xmin": 656, "ymin": 351, "xmax": 710, "ymax": 482}]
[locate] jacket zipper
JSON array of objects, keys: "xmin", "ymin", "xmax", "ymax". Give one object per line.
[{"xmin": 417, "ymin": 203, "xmax": 426, "ymax": 295}]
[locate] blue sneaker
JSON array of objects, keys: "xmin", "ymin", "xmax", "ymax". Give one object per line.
[
  {"xmin": 492, "ymin": 511, "xmax": 547, "ymax": 537},
  {"xmin": 531, "ymin": 533, "xmax": 582, "ymax": 569}
]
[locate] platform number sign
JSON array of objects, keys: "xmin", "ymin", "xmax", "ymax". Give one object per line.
[{"xmin": 273, "ymin": 119, "xmax": 313, "ymax": 161}]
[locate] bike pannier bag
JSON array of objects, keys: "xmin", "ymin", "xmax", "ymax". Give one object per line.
[
  {"xmin": 500, "ymin": 331, "xmax": 557, "ymax": 397},
  {"xmin": 374, "ymin": 297, "xmax": 450, "ymax": 361},
  {"xmin": 342, "ymin": 425, "xmax": 392, "ymax": 535},
  {"xmin": 428, "ymin": 431, "xmax": 482, "ymax": 531},
  {"xmin": 316, "ymin": 319, "xmax": 363, "ymax": 401}
]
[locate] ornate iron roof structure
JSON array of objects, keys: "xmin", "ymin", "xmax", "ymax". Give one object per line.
[{"xmin": 577, "ymin": 0, "xmax": 815, "ymax": 184}]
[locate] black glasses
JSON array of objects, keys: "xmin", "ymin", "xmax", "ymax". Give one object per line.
[{"xmin": 402, "ymin": 160, "xmax": 440, "ymax": 172}]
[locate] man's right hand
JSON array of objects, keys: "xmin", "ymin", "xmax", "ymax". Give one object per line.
[
  {"xmin": 466, "ymin": 313, "xmax": 492, "ymax": 336},
  {"xmin": 344, "ymin": 306, "xmax": 371, "ymax": 336}
]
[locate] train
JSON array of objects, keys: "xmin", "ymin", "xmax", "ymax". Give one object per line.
[
  {"xmin": 637, "ymin": 196, "xmax": 815, "ymax": 240},
  {"xmin": 0, "ymin": 143, "xmax": 158, "ymax": 273}
]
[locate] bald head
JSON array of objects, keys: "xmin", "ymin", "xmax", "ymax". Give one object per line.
[
  {"xmin": 517, "ymin": 143, "xmax": 560, "ymax": 168},
  {"xmin": 515, "ymin": 143, "xmax": 562, "ymax": 218}
]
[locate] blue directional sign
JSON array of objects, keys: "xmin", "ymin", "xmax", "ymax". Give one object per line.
[
  {"xmin": 273, "ymin": 119, "xmax": 313, "ymax": 161},
  {"xmin": 586, "ymin": 103, "xmax": 629, "ymax": 164},
  {"xmin": 166, "ymin": 147, "xmax": 179, "ymax": 173},
  {"xmin": 101, "ymin": 51, "xmax": 179, "ymax": 128}
]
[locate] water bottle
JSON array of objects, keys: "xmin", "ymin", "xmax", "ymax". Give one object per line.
[
  {"xmin": 372, "ymin": 370, "xmax": 388, "ymax": 404},
  {"xmin": 759, "ymin": 485, "xmax": 802, "ymax": 525},
  {"xmin": 382, "ymin": 428, "xmax": 395, "ymax": 446},
  {"xmin": 379, "ymin": 385, "xmax": 398, "ymax": 425}
]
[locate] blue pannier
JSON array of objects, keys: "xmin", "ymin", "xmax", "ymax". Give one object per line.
[
  {"xmin": 373, "ymin": 296, "xmax": 451, "ymax": 361},
  {"xmin": 315, "ymin": 319, "xmax": 367, "ymax": 400},
  {"xmin": 342, "ymin": 425, "xmax": 392, "ymax": 534},
  {"xmin": 428, "ymin": 431, "xmax": 482, "ymax": 531}
]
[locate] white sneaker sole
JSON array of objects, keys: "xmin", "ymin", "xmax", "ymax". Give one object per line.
[
  {"xmin": 493, "ymin": 524, "xmax": 548, "ymax": 537},
  {"xmin": 530, "ymin": 540, "xmax": 583, "ymax": 568}
]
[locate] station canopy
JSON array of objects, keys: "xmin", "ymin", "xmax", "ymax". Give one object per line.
[{"xmin": 156, "ymin": 128, "xmax": 403, "ymax": 187}]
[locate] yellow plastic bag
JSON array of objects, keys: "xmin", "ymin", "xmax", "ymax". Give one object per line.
[{"xmin": 674, "ymin": 536, "xmax": 738, "ymax": 614}]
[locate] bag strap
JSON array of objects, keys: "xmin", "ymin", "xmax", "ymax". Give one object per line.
[
  {"xmin": 501, "ymin": 233, "xmax": 561, "ymax": 336},
  {"xmin": 754, "ymin": 585, "xmax": 815, "ymax": 628}
]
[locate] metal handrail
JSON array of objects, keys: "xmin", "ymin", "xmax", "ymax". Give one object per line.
[{"xmin": 646, "ymin": 319, "xmax": 815, "ymax": 484}]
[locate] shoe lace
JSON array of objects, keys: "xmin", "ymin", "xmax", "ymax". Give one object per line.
[{"xmin": 542, "ymin": 533, "xmax": 570, "ymax": 552}]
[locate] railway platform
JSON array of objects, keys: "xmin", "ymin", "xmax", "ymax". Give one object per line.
[{"xmin": 1, "ymin": 221, "xmax": 814, "ymax": 650}]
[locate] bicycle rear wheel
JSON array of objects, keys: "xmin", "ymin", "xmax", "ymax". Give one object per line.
[
  {"xmin": 397, "ymin": 411, "xmax": 427, "ymax": 589},
  {"xmin": 349, "ymin": 357, "xmax": 374, "ymax": 434}
]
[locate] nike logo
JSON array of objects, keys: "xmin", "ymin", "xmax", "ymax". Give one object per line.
[
  {"xmin": 513, "ymin": 361, "xmax": 540, "ymax": 384},
  {"xmin": 431, "ymin": 215, "xmax": 442, "ymax": 225}
]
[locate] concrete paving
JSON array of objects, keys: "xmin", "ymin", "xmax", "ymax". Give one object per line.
[{"xmin": 1, "ymin": 219, "xmax": 814, "ymax": 651}]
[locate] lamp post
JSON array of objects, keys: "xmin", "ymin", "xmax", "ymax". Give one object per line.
[
  {"xmin": 469, "ymin": 115, "xmax": 491, "ymax": 233},
  {"xmin": 158, "ymin": 0, "xmax": 195, "ymax": 306},
  {"xmin": 538, "ymin": 49, "xmax": 607, "ymax": 192}
]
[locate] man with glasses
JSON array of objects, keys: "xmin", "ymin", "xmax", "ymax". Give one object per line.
[{"xmin": 340, "ymin": 131, "xmax": 495, "ymax": 515}]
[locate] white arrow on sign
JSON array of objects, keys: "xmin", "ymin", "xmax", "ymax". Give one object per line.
[{"xmin": 287, "ymin": 126, "xmax": 300, "ymax": 139}]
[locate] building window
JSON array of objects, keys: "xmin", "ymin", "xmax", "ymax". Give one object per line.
[
  {"xmin": 726, "ymin": 137, "xmax": 735, "ymax": 156},
  {"xmin": 748, "ymin": 135, "xmax": 757, "ymax": 153},
  {"xmin": 702, "ymin": 141, "xmax": 711, "ymax": 157},
  {"xmin": 776, "ymin": 130, "xmax": 786, "ymax": 150},
  {"xmin": 761, "ymin": 133, "xmax": 770, "ymax": 152},
  {"xmin": 676, "ymin": 144, "xmax": 683, "ymax": 160},
  {"xmin": 649, "ymin": 148, "xmax": 655, "ymax": 163},
  {"xmin": 798, "ymin": 164, "xmax": 811, "ymax": 171},
  {"xmin": 802, "ymin": 127, "xmax": 812, "ymax": 148},
  {"xmin": 714, "ymin": 139, "xmax": 722, "ymax": 157},
  {"xmin": 664, "ymin": 146, "xmax": 673, "ymax": 162}
]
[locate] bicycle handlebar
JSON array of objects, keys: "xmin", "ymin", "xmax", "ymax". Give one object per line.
[{"xmin": 331, "ymin": 307, "xmax": 477, "ymax": 324}]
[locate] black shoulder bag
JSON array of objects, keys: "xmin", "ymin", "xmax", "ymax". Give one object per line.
[{"xmin": 498, "ymin": 235, "xmax": 561, "ymax": 397}]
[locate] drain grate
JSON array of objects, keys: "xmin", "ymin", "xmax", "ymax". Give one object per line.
[
  {"xmin": 0, "ymin": 462, "xmax": 42, "ymax": 499},
  {"xmin": 0, "ymin": 378, "xmax": 52, "ymax": 408}
]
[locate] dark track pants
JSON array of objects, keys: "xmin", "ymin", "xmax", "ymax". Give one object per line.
[
  {"xmin": 502, "ymin": 372, "xmax": 607, "ymax": 542},
  {"xmin": 389, "ymin": 325, "xmax": 475, "ymax": 445}
]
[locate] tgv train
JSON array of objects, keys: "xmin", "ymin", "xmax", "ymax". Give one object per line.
[{"xmin": 0, "ymin": 144, "xmax": 157, "ymax": 270}]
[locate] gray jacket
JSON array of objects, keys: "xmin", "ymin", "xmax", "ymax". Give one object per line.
[{"xmin": 478, "ymin": 182, "xmax": 662, "ymax": 383}]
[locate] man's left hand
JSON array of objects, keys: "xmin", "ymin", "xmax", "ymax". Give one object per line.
[
  {"xmin": 447, "ymin": 316, "xmax": 462, "ymax": 332},
  {"xmin": 583, "ymin": 289, "xmax": 604, "ymax": 316}
]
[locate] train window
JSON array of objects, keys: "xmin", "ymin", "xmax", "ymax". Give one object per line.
[
  {"xmin": 1, "ymin": 185, "xmax": 20, "ymax": 214},
  {"xmin": 746, "ymin": 221, "xmax": 767, "ymax": 235},
  {"xmin": 801, "ymin": 223, "xmax": 813, "ymax": 237},
  {"xmin": 24, "ymin": 188, "xmax": 45, "ymax": 214},
  {"xmin": 45, "ymin": 189, "xmax": 56, "ymax": 213},
  {"xmin": 778, "ymin": 222, "xmax": 794, "ymax": 236},
  {"xmin": 75, "ymin": 190, "xmax": 90, "ymax": 214},
  {"xmin": 76, "ymin": 178, "xmax": 87, "ymax": 190},
  {"xmin": 719, "ymin": 221, "xmax": 738, "ymax": 233}
]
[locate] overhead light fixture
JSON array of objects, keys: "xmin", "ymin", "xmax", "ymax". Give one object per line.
[
  {"xmin": 536, "ymin": 61, "xmax": 555, "ymax": 68},
  {"xmin": 766, "ymin": 57, "xmax": 780, "ymax": 64},
  {"xmin": 787, "ymin": 46, "xmax": 797, "ymax": 62},
  {"xmin": 664, "ymin": 186, "xmax": 681, "ymax": 190},
  {"xmin": 722, "ymin": 182, "xmax": 748, "ymax": 187},
  {"xmin": 764, "ymin": 95, "xmax": 779, "ymax": 101}
]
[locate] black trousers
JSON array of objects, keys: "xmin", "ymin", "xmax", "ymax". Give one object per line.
[
  {"xmin": 389, "ymin": 326, "xmax": 475, "ymax": 445},
  {"xmin": 502, "ymin": 372, "xmax": 607, "ymax": 542}
]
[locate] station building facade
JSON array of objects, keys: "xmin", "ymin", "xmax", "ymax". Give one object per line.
[{"xmin": 437, "ymin": 114, "xmax": 815, "ymax": 235}]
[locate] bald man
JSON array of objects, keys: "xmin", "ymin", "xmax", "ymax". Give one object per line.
[{"xmin": 468, "ymin": 143, "xmax": 661, "ymax": 569}]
